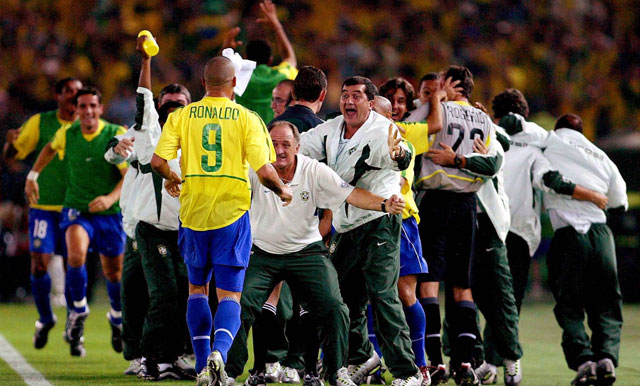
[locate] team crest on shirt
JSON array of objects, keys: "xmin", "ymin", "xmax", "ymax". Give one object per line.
[
  {"xmin": 348, "ymin": 147, "xmax": 358, "ymax": 155},
  {"xmin": 340, "ymin": 182, "xmax": 349, "ymax": 189},
  {"xmin": 132, "ymin": 241, "xmax": 138, "ymax": 251},
  {"xmin": 68, "ymin": 208, "xmax": 79, "ymax": 221},
  {"xmin": 300, "ymin": 190, "xmax": 310, "ymax": 202},
  {"xmin": 329, "ymin": 241, "xmax": 337, "ymax": 254},
  {"xmin": 33, "ymin": 239, "xmax": 42, "ymax": 248},
  {"xmin": 157, "ymin": 244, "xmax": 167, "ymax": 256}
]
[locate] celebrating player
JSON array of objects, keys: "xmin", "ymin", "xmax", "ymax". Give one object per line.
[
  {"xmin": 5, "ymin": 77, "xmax": 82, "ymax": 349},
  {"xmin": 25, "ymin": 86, "xmax": 128, "ymax": 357},
  {"xmin": 151, "ymin": 56, "xmax": 292, "ymax": 386}
]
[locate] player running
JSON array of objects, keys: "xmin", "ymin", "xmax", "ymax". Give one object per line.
[
  {"xmin": 5, "ymin": 77, "xmax": 82, "ymax": 349},
  {"xmin": 25, "ymin": 86, "xmax": 128, "ymax": 357}
]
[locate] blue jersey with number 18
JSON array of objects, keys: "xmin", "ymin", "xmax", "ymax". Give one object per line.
[{"xmin": 154, "ymin": 97, "xmax": 275, "ymax": 231}]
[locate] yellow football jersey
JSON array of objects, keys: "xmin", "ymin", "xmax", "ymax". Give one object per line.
[
  {"xmin": 155, "ymin": 96, "xmax": 276, "ymax": 231},
  {"xmin": 400, "ymin": 140, "xmax": 420, "ymax": 222},
  {"xmin": 397, "ymin": 121, "xmax": 430, "ymax": 155}
]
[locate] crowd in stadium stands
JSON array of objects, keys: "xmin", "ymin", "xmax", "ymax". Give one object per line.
[
  {"xmin": 0, "ymin": 0, "xmax": 639, "ymax": 139},
  {"xmin": 0, "ymin": 1, "xmax": 634, "ymax": 386}
]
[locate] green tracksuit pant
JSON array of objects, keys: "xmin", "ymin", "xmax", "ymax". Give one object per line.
[
  {"xmin": 547, "ymin": 223, "xmax": 622, "ymax": 370},
  {"xmin": 258, "ymin": 282, "xmax": 306, "ymax": 370},
  {"xmin": 121, "ymin": 237, "xmax": 148, "ymax": 360},
  {"xmin": 473, "ymin": 214, "xmax": 523, "ymax": 365},
  {"xmin": 135, "ymin": 221, "xmax": 190, "ymax": 363},
  {"xmin": 226, "ymin": 241, "xmax": 349, "ymax": 383},
  {"xmin": 330, "ymin": 214, "xmax": 418, "ymax": 379}
]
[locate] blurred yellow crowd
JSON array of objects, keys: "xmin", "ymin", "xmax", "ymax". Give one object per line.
[{"xmin": 0, "ymin": 0, "xmax": 639, "ymax": 138}]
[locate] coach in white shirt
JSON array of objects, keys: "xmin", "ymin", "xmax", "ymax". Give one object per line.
[
  {"xmin": 543, "ymin": 113, "xmax": 627, "ymax": 386},
  {"xmin": 227, "ymin": 120, "xmax": 405, "ymax": 386}
]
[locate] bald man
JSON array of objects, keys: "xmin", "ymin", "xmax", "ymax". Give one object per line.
[{"xmin": 152, "ymin": 56, "xmax": 292, "ymax": 386}]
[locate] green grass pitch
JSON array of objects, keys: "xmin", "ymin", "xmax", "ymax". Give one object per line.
[{"xmin": 1, "ymin": 301, "xmax": 639, "ymax": 385}]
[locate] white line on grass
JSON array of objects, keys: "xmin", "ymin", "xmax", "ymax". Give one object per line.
[{"xmin": 0, "ymin": 334, "xmax": 51, "ymax": 386}]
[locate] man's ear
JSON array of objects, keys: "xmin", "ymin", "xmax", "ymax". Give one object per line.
[
  {"xmin": 232, "ymin": 76, "xmax": 237, "ymax": 87},
  {"xmin": 318, "ymin": 89, "xmax": 327, "ymax": 103}
]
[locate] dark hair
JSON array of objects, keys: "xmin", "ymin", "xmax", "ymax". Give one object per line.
[
  {"xmin": 419, "ymin": 72, "xmax": 439, "ymax": 85},
  {"xmin": 554, "ymin": 113, "xmax": 583, "ymax": 133},
  {"xmin": 293, "ymin": 66, "xmax": 327, "ymax": 102},
  {"xmin": 379, "ymin": 77, "xmax": 415, "ymax": 114},
  {"xmin": 342, "ymin": 76, "xmax": 378, "ymax": 101},
  {"xmin": 73, "ymin": 86, "xmax": 102, "ymax": 104},
  {"xmin": 492, "ymin": 88, "xmax": 529, "ymax": 119},
  {"xmin": 159, "ymin": 83, "xmax": 191, "ymax": 105},
  {"xmin": 443, "ymin": 65, "xmax": 474, "ymax": 99},
  {"xmin": 268, "ymin": 120, "xmax": 300, "ymax": 143},
  {"xmin": 55, "ymin": 77, "xmax": 81, "ymax": 94},
  {"xmin": 276, "ymin": 79, "xmax": 294, "ymax": 105},
  {"xmin": 246, "ymin": 40, "xmax": 271, "ymax": 65}
]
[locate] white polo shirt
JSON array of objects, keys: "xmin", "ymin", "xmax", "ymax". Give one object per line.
[{"xmin": 249, "ymin": 154, "xmax": 355, "ymax": 254}]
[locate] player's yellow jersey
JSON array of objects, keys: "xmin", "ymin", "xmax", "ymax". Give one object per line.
[
  {"xmin": 397, "ymin": 121, "xmax": 430, "ymax": 155},
  {"xmin": 155, "ymin": 96, "xmax": 276, "ymax": 231},
  {"xmin": 400, "ymin": 141, "xmax": 420, "ymax": 222}
]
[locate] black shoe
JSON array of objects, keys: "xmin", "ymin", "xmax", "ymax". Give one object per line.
[
  {"xmin": 596, "ymin": 359, "xmax": 615, "ymax": 386},
  {"xmin": 106, "ymin": 312, "xmax": 123, "ymax": 353},
  {"xmin": 66, "ymin": 310, "xmax": 88, "ymax": 357},
  {"xmin": 244, "ymin": 370, "xmax": 266, "ymax": 386},
  {"xmin": 572, "ymin": 361, "xmax": 596, "ymax": 386},
  {"xmin": 33, "ymin": 317, "xmax": 56, "ymax": 349},
  {"xmin": 139, "ymin": 358, "xmax": 160, "ymax": 381},
  {"xmin": 455, "ymin": 363, "xmax": 479, "ymax": 386}
]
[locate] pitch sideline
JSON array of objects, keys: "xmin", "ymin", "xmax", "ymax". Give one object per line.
[{"xmin": 0, "ymin": 334, "xmax": 51, "ymax": 386}]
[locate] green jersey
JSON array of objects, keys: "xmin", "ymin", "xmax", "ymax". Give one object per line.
[
  {"xmin": 51, "ymin": 120, "xmax": 127, "ymax": 214},
  {"xmin": 235, "ymin": 62, "xmax": 297, "ymax": 124},
  {"xmin": 14, "ymin": 110, "xmax": 72, "ymax": 210}
]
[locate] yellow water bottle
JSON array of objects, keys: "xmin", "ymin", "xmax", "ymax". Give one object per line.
[{"xmin": 138, "ymin": 30, "xmax": 159, "ymax": 57}]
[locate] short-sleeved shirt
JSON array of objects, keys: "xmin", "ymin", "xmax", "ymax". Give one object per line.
[
  {"xmin": 235, "ymin": 62, "xmax": 298, "ymax": 124},
  {"xmin": 155, "ymin": 96, "xmax": 276, "ymax": 231},
  {"xmin": 14, "ymin": 110, "xmax": 74, "ymax": 210},
  {"xmin": 51, "ymin": 120, "xmax": 127, "ymax": 214},
  {"xmin": 249, "ymin": 154, "xmax": 354, "ymax": 254}
]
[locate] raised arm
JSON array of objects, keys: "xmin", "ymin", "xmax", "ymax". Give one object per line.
[
  {"xmin": 136, "ymin": 35, "xmax": 151, "ymax": 90},
  {"xmin": 257, "ymin": 0, "xmax": 296, "ymax": 67}
]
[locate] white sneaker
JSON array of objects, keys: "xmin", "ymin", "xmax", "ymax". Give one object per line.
[
  {"xmin": 503, "ymin": 359, "xmax": 522, "ymax": 386},
  {"xmin": 336, "ymin": 367, "xmax": 357, "ymax": 386},
  {"xmin": 282, "ymin": 366, "xmax": 301, "ymax": 383},
  {"xmin": 207, "ymin": 350, "xmax": 228, "ymax": 386},
  {"xmin": 390, "ymin": 371, "xmax": 422, "ymax": 386},
  {"xmin": 347, "ymin": 352, "xmax": 382, "ymax": 384},
  {"xmin": 196, "ymin": 368, "xmax": 211, "ymax": 386},
  {"xmin": 475, "ymin": 362, "xmax": 497, "ymax": 384},
  {"xmin": 123, "ymin": 358, "xmax": 143, "ymax": 376},
  {"xmin": 265, "ymin": 362, "xmax": 283, "ymax": 383}
]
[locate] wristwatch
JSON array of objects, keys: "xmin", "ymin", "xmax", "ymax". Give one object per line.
[{"xmin": 453, "ymin": 155, "xmax": 463, "ymax": 168}]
